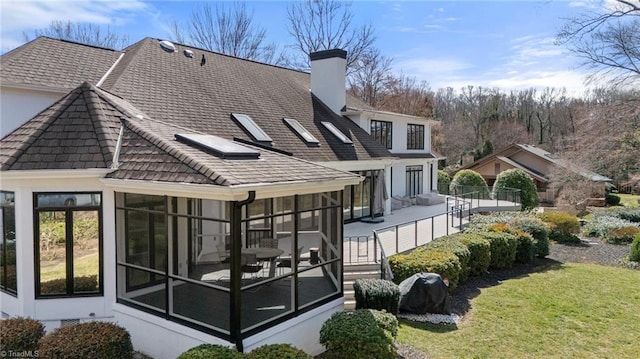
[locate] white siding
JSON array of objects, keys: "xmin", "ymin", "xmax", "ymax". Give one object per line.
[{"xmin": 1, "ymin": 87, "xmax": 64, "ymax": 137}]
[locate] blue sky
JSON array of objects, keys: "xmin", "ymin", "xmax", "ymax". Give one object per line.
[{"xmin": 0, "ymin": 1, "xmax": 611, "ymax": 94}]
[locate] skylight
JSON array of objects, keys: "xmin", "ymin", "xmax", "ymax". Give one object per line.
[
  {"xmin": 321, "ymin": 122, "xmax": 353, "ymax": 144},
  {"xmin": 283, "ymin": 118, "xmax": 319, "ymax": 144},
  {"xmin": 175, "ymin": 133, "xmax": 260, "ymax": 160},
  {"xmin": 231, "ymin": 113, "xmax": 272, "ymax": 143}
]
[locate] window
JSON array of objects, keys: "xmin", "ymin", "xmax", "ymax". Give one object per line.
[
  {"xmin": 494, "ymin": 163, "xmax": 501, "ymax": 175},
  {"xmin": 407, "ymin": 124, "xmax": 424, "ymax": 150},
  {"xmin": 406, "ymin": 166, "xmax": 423, "ymax": 197},
  {"xmin": 231, "ymin": 113, "xmax": 272, "ymax": 143},
  {"xmin": 371, "ymin": 120, "xmax": 392, "ymax": 149},
  {"xmin": 322, "ymin": 122, "xmax": 352, "ymax": 144},
  {"xmin": 1, "ymin": 191, "xmax": 16, "ymax": 295},
  {"xmin": 283, "ymin": 118, "xmax": 319, "ymax": 144},
  {"xmin": 35, "ymin": 192, "xmax": 102, "ymax": 297}
]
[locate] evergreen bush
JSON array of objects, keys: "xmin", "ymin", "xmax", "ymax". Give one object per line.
[
  {"xmin": 38, "ymin": 321, "xmax": 133, "ymax": 359},
  {"xmin": 0, "ymin": 317, "xmax": 44, "ymax": 352},
  {"xmin": 492, "ymin": 169, "xmax": 539, "ymax": 210},
  {"xmin": 605, "ymin": 193, "xmax": 621, "ymax": 206},
  {"xmin": 388, "ymin": 249, "xmax": 462, "ymax": 290},
  {"xmin": 421, "ymin": 234, "xmax": 472, "ymax": 281},
  {"xmin": 245, "ymin": 344, "xmax": 311, "ymax": 359},
  {"xmin": 438, "ymin": 170, "xmax": 451, "ymax": 194},
  {"xmin": 449, "ymin": 169, "xmax": 490, "ymax": 197},
  {"xmin": 629, "ymin": 233, "xmax": 640, "ymax": 262},
  {"xmin": 353, "ymin": 279, "xmax": 400, "ymax": 315},
  {"xmin": 605, "ymin": 226, "xmax": 640, "ymax": 244},
  {"xmin": 457, "ymin": 233, "xmax": 491, "ymax": 276},
  {"xmin": 540, "ymin": 212, "xmax": 581, "ymax": 243},
  {"xmin": 319, "ymin": 309, "xmax": 397, "ymax": 359},
  {"xmin": 479, "ymin": 231, "xmax": 518, "ymax": 269},
  {"xmin": 178, "ymin": 344, "xmax": 242, "ymax": 359}
]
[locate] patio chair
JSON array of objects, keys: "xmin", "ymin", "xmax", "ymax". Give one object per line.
[
  {"xmin": 277, "ymin": 246, "xmax": 303, "ymax": 275},
  {"xmin": 241, "ymin": 252, "xmax": 263, "ymax": 282}
]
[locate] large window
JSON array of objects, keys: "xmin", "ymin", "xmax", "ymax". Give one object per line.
[
  {"xmin": 1, "ymin": 191, "xmax": 16, "ymax": 295},
  {"xmin": 35, "ymin": 193, "xmax": 102, "ymax": 298},
  {"xmin": 115, "ymin": 191, "xmax": 342, "ymax": 341},
  {"xmin": 406, "ymin": 166, "xmax": 424, "ymax": 197},
  {"xmin": 371, "ymin": 120, "xmax": 392, "ymax": 149},
  {"xmin": 407, "ymin": 124, "xmax": 424, "ymax": 150}
]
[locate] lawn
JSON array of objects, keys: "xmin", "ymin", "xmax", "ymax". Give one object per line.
[
  {"xmin": 398, "ymin": 263, "xmax": 640, "ymax": 359},
  {"xmin": 41, "ymin": 252, "xmax": 99, "ymax": 282},
  {"xmin": 618, "ymin": 193, "xmax": 639, "ymax": 208}
]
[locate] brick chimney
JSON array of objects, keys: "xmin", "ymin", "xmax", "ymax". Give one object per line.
[{"xmin": 310, "ymin": 49, "xmax": 347, "ymax": 115}]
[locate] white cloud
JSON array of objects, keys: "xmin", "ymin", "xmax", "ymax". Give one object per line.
[{"xmin": 1, "ymin": 0, "xmax": 149, "ymax": 52}]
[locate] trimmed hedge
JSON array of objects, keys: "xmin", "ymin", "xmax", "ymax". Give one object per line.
[
  {"xmin": 245, "ymin": 344, "xmax": 311, "ymax": 359},
  {"xmin": 513, "ymin": 230, "xmax": 535, "ymax": 264},
  {"xmin": 421, "ymin": 234, "xmax": 471, "ymax": 282},
  {"xmin": 479, "ymin": 231, "xmax": 518, "ymax": 269},
  {"xmin": 629, "ymin": 233, "xmax": 640, "ymax": 262},
  {"xmin": 605, "ymin": 193, "xmax": 621, "ymax": 206},
  {"xmin": 38, "ymin": 321, "xmax": 133, "ymax": 359},
  {"xmin": 319, "ymin": 309, "xmax": 397, "ymax": 359},
  {"xmin": 178, "ymin": 344, "xmax": 242, "ymax": 359},
  {"xmin": 353, "ymin": 279, "xmax": 400, "ymax": 315},
  {"xmin": 0, "ymin": 317, "xmax": 45, "ymax": 351},
  {"xmin": 388, "ymin": 249, "xmax": 462, "ymax": 290},
  {"xmin": 540, "ymin": 212, "xmax": 581, "ymax": 243},
  {"xmin": 493, "ymin": 169, "xmax": 539, "ymax": 210},
  {"xmin": 40, "ymin": 275, "xmax": 98, "ymax": 295},
  {"xmin": 457, "ymin": 233, "xmax": 491, "ymax": 276},
  {"xmin": 438, "ymin": 170, "xmax": 451, "ymax": 194}
]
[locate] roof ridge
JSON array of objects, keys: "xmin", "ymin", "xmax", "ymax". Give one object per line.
[{"xmin": 99, "ymin": 38, "xmax": 151, "ymax": 91}]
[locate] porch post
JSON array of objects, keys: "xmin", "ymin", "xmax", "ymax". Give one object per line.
[{"xmin": 230, "ymin": 191, "xmax": 255, "ymax": 353}]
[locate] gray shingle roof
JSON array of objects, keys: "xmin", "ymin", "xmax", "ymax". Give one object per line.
[
  {"xmin": 0, "ymin": 37, "xmax": 122, "ymax": 90},
  {"xmin": 99, "ymin": 38, "xmax": 391, "ymax": 162},
  {"xmin": 0, "ymin": 81, "xmax": 359, "ymax": 186}
]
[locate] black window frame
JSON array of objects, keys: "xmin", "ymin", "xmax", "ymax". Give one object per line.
[
  {"xmin": 407, "ymin": 124, "xmax": 425, "ymax": 150},
  {"xmin": 34, "ymin": 192, "xmax": 103, "ymax": 299},
  {"xmin": 371, "ymin": 120, "xmax": 393, "ymax": 149},
  {"xmin": 1, "ymin": 191, "xmax": 16, "ymax": 296},
  {"xmin": 406, "ymin": 165, "xmax": 424, "ymax": 197}
]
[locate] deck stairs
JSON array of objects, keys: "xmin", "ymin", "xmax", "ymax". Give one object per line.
[{"xmin": 343, "ymin": 262, "xmax": 382, "ymax": 310}]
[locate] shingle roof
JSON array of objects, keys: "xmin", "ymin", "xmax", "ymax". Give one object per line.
[
  {"xmin": 0, "ymin": 82, "xmax": 121, "ymax": 170},
  {"xmin": 0, "ymin": 37, "xmax": 122, "ymax": 90},
  {"xmin": 0, "ymin": 81, "xmax": 358, "ymax": 186},
  {"xmin": 99, "ymin": 38, "xmax": 391, "ymax": 162}
]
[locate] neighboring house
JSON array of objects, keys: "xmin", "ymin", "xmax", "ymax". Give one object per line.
[
  {"xmin": 0, "ymin": 37, "xmax": 440, "ymax": 358},
  {"xmin": 460, "ymin": 143, "xmax": 611, "ymax": 203}
]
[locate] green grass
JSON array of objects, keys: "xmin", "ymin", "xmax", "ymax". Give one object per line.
[
  {"xmin": 41, "ymin": 252, "xmax": 99, "ymax": 282},
  {"xmin": 398, "ymin": 263, "xmax": 640, "ymax": 359},
  {"xmin": 618, "ymin": 193, "xmax": 639, "ymax": 208}
]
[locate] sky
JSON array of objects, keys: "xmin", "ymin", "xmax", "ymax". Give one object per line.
[{"xmin": 0, "ymin": 0, "xmax": 615, "ymax": 94}]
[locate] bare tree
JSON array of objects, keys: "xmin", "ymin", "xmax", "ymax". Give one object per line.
[
  {"xmin": 171, "ymin": 2, "xmax": 286, "ymax": 65},
  {"xmin": 556, "ymin": 0, "xmax": 640, "ymax": 86},
  {"xmin": 286, "ymin": 0, "xmax": 376, "ymax": 72},
  {"xmin": 23, "ymin": 20, "xmax": 129, "ymax": 49},
  {"xmin": 347, "ymin": 48, "xmax": 393, "ymax": 107},
  {"xmin": 381, "ymin": 74, "xmax": 434, "ymax": 118}
]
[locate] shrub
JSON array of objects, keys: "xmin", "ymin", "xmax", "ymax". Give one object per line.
[
  {"xmin": 0, "ymin": 317, "xmax": 45, "ymax": 351},
  {"xmin": 438, "ymin": 170, "xmax": 451, "ymax": 194},
  {"xmin": 389, "ymin": 249, "xmax": 462, "ymax": 290},
  {"xmin": 38, "ymin": 321, "xmax": 133, "ymax": 359},
  {"xmin": 353, "ymin": 279, "xmax": 400, "ymax": 315},
  {"xmin": 479, "ymin": 231, "xmax": 518, "ymax": 269},
  {"xmin": 605, "ymin": 226, "xmax": 640, "ymax": 244},
  {"xmin": 629, "ymin": 233, "xmax": 640, "ymax": 262},
  {"xmin": 245, "ymin": 344, "xmax": 311, "ymax": 359},
  {"xmin": 40, "ymin": 275, "xmax": 98, "ymax": 294},
  {"xmin": 422, "ymin": 234, "xmax": 472, "ymax": 282},
  {"xmin": 583, "ymin": 215, "xmax": 639, "ymax": 238},
  {"xmin": 457, "ymin": 233, "xmax": 491, "ymax": 276},
  {"xmin": 513, "ymin": 231, "xmax": 535, "ymax": 264},
  {"xmin": 540, "ymin": 212, "xmax": 581, "ymax": 243},
  {"xmin": 177, "ymin": 344, "xmax": 242, "ymax": 359},
  {"xmin": 493, "ymin": 169, "xmax": 539, "ymax": 210},
  {"xmin": 511, "ymin": 216, "xmax": 550, "ymax": 257},
  {"xmin": 319, "ymin": 309, "xmax": 396, "ymax": 359},
  {"xmin": 605, "ymin": 193, "xmax": 621, "ymax": 206},
  {"xmin": 450, "ymin": 169, "xmax": 490, "ymax": 197}
]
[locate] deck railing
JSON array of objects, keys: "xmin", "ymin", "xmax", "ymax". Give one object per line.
[{"xmin": 344, "ymin": 187, "xmax": 521, "ymax": 276}]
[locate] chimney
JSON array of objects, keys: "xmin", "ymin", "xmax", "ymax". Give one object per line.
[{"xmin": 310, "ymin": 49, "xmax": 347, "ymax": 115}]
